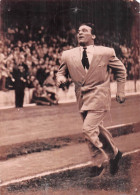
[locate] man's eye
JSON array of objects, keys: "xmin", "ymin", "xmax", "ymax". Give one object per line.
[
  {"xmin": 78, "ymin": 29, "xmax": 88, "ymax": 33},
  {"xmin": 82, "ymin": 29, "xmax": 88, "ymax": 32}
]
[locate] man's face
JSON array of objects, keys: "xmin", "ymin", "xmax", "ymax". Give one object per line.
[
  {"xmin": 77, "ymin": 25, "xmax": 95, "ymax": 46},
  {"xmin": 19, "ymin": 65, "xmax": 24, "ymax": 72}
]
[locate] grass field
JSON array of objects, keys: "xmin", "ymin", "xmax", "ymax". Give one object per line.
[{"xmin": 1, "ymin": 95, "xmax": 140, "ymax": 148}]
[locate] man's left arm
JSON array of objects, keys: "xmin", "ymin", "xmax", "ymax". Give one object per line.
[{"xmin": 109, "ymin": 48, "xmax": 127, "ymax": 104}]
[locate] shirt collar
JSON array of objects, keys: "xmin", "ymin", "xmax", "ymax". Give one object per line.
[{"xmin": 80, "ymin": 45, "xmax": 94, "ymax": 51}]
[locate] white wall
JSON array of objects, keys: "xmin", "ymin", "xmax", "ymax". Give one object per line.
[
  {"xmin": 0, "ymin": 80, "xmax": 140, "ymax": 107},
  {"xmin": 57, "ymin": 80, "xmax": 140, "ymax": 103}
]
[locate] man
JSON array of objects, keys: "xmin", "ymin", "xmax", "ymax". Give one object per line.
[
  {"xmin": 13, "ymin": 59, "xmax": 28, "ymax": 108},
  {"xmin": 57, "ymin": 23, "xmax": 126, "ymax": 176}
]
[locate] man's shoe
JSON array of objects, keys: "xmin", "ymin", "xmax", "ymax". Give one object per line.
[
  {"xmin": 90, "ymin": 166, "xmax": 105, "ymax": 177},
  {"xmin": 110, "ymin": 150, "xmax": 122, "ymax": 175}
]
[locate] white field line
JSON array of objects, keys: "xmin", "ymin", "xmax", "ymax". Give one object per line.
[
  {"xmin": 0, "ymin": 148, "xmax": 140, "ymax": 187},
  {"xmin": 107, "ymin": 123, "xmax": 133, "ymax": 130},
  {"xmin": 122, "ymin": 149, "xmax": 140, "ymax": 157}
]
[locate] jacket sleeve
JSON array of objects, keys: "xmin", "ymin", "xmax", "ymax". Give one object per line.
[
  {"xmin": 109, "ymin": 48, "xmax": 127, "ymax": 95},
  {"xmin": 56, "ymin": 51, "xmax": 69, "ymax": 86}
]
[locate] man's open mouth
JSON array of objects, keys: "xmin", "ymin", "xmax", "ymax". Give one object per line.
[{"xmin": 79, "ymin": 36, "xmax": 84, "ymax": 39}]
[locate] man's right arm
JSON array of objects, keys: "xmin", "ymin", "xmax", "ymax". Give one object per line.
[{"xmin": 56, "ymin": 51, "xmax": 68, "ymax": 88}]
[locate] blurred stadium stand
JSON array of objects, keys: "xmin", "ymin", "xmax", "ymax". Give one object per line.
[{"xmin": 0, "ymin": 0, "xmax": 139, "ymax": 106}]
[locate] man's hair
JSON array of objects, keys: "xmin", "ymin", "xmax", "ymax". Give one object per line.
[{"xmin": 79, "ymin": 23, "xmax": 96, "ymax": 35}]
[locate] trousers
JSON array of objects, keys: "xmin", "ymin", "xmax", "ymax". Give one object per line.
[{"xmin": 81, "ymin": 111, "xmax": 118, "ymax": 167}]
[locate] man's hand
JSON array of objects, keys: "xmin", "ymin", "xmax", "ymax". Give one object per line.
[
  {"xmin": 11, "ymin": 78, "xmax": 15, "ymax": 82},
  {"xmin": 20, "ymin": 77, "xmax": 26, "ymax": 82},
  {"xmin": 57, "ymin": 76, "xmax": 67, "ymax": 88},
  {"xmin": 116, "ymin": 94, "xmax": 125, "ymax": 104}
]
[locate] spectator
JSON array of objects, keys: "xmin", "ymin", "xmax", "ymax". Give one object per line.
[
  {"xmin": 0, "ymin": 45, "xmax": 9, "ymax": 91},
  {"xmin": 12, "ymin": 62, "xmax": 29, "ymax": 108},
  {"xmin": 31, "ymin": 84, "xmax": 58, "ymax": 105}
]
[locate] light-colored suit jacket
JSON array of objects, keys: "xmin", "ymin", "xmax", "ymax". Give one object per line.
[{"xmin": 57, "ymin": 45, "xmax": 126, "ymax": 112}]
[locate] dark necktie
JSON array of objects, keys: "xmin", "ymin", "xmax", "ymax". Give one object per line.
[{"xmin": 82, "ymin": 47, "xmax": 89, "ymax": 69}]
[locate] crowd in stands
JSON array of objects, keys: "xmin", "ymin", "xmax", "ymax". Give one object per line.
[
  {"xmin": 0, "ymin": 24, "xmax": 75, "ymax": 95},
  {"xmin": 0, "ymin": 23, "xmax": 139, "ymax": 103}
]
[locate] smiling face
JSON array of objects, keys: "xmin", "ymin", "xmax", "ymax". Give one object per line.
[{"xmin": 77, "ymin": 25, "xmax": 95, "ymax": 46}]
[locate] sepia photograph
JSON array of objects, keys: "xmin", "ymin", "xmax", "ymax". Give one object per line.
[{"xmin": 0, "ymin": 0, "xmax": 140, "ymax": 194}]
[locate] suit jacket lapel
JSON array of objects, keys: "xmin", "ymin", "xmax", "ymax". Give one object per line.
[
  {"xmin": 83, "ymin": 46, "xmax": 103, "ymax": 83},
  {"xmin": 72, "ymin": 47, "xmax": 86, "ymax": 75},
  {"xmin": 70, "ymin": 46, "xmax": 103, "ymax": 84},
  {"xmin": 89, "ymin": 46, "xmax": 103, "ymax": 70}
]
